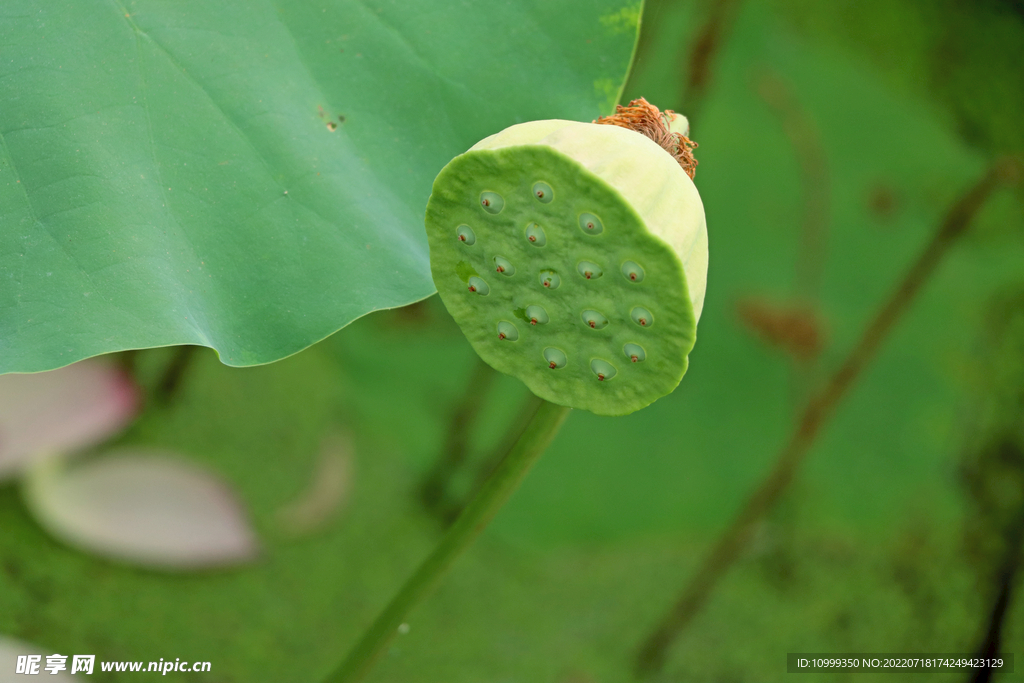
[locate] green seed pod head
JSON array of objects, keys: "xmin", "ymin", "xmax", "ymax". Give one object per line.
[{"xmin": 425, "ymin": 119, "xmax": 708, "ymax": 416}]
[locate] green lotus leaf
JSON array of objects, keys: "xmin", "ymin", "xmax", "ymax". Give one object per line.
[{"xmin": 0, "ymin": 0, "xmax": 641, "ymax": 373}]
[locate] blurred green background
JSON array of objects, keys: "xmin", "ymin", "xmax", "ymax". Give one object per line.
[{"xmin": 3, "ymin": 0, "xmax": 1024, "ymax": 681}]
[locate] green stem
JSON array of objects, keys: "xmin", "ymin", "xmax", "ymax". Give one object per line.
[{"xmin": 325, "ymin": 399, "xmax": 571, "ymax": 683}]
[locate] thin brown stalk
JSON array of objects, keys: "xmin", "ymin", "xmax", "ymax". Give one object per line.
[
  {"xmin": 969, "ymin": 507, "xmax": 1024, "ymax": 683},
  {"xmin": 681, "ymin": 0, "xmax": 743, "ymax": 122},
  {"xmin": 117, "ymin": 348, "xmax": 139, "ymax": 376},
  {"xmin": 754, "ymin": 69, "xmax": 831, "ymax": 406},
  {"xmin": 439, "ymin": 391, "xmax": 546, "ymax": 525},
  {"xmin": 635, "ymin": 160, "xmax": 1019, "ymax": 676},
  {"xmin": 756, "ymin": 70, "xmax": 830, "ymax": 303},
  {"xmin": 419, "ymin": 355, "xmax": 496, "ymax": 515},
  {"xmin": 154, "ymin": 344, "xmax": 198, "ymax": 406}
]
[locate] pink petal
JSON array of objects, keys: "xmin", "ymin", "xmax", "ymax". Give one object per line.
[
  {"xmin": 23, "ymin": 451, "xmax": 259, "ymax": 570},
  {"xmin": 0, "ymin": 359, "xmax": 138, "ymax": 480}
]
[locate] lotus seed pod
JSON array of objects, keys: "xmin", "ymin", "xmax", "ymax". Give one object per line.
[{"xmin": 425, "ymin": 117, "xmax": 708, "ymax": 416}]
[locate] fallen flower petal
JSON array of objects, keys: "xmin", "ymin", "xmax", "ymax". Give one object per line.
[
  {"xmin": 23, "ymin": 450, "xmax": 259, "ymax": 570},
  {"xmin": 274, "ymin": 431, "xmax": 354, "ymax": 537}
]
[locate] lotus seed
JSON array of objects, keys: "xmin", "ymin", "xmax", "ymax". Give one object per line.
[
  {"xmin": 630, "ymin": 306, "xmax": 653, "ymax": 327},
  {"xmin": 494, "ymin": 256, "xmax": 515, "ymax": 276},
  {"xmin": 581, "ymin": 310, "xmax": 608, "ymax": 330},
  {"xmin": 532, "ymin": 181, "xmax": 553, "ymax": 203},
  {"xmin": 525, "ymin": 222, "xmax": 547, "ymax": 246},
  {"xmin": 578, "ymin": 212, "xmax": 604, "ymax": 235},
  {"xmin": 525, "ymin": 305, "xmax": 549, "ymax": 325},
  {"xmin": 543, "ymin": 347, "xmax": 567, "ymax": 369},
  {"xmin": 456, "ymin": 225, "xmax": 476, "ymax": 245},
  {"xmin": 577, "ymin": 261, "xmax": 603, "ymax": 280},
  {"xmin": 479, "ymin": 191, "xmax": 504, "ymax": 214},
  {"xmin": 539, "ymin": 270, "xmax": 561, "ymax": 289},
  {"xmin": 496, "ymin": 321, "xmax": 519, "ymax": 341},
  {"xmin": 590, "ymin": 358, "xmax": 617, "ymax": 381},
  {"xmin": 467, "ymin": 276, "xmax": 490, "ymax": 295},
  {"xmin": 623, "ymin": 343, "xmax": 646, "ymax": 363},
  {"xmin": 621, "ymin": 260, "xmax": 645, "ymax": 282}
]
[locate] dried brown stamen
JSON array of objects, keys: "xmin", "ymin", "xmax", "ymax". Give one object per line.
[{"xmin": 593, "ymin": 97, "xmax": 698, "ymax": 179}]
